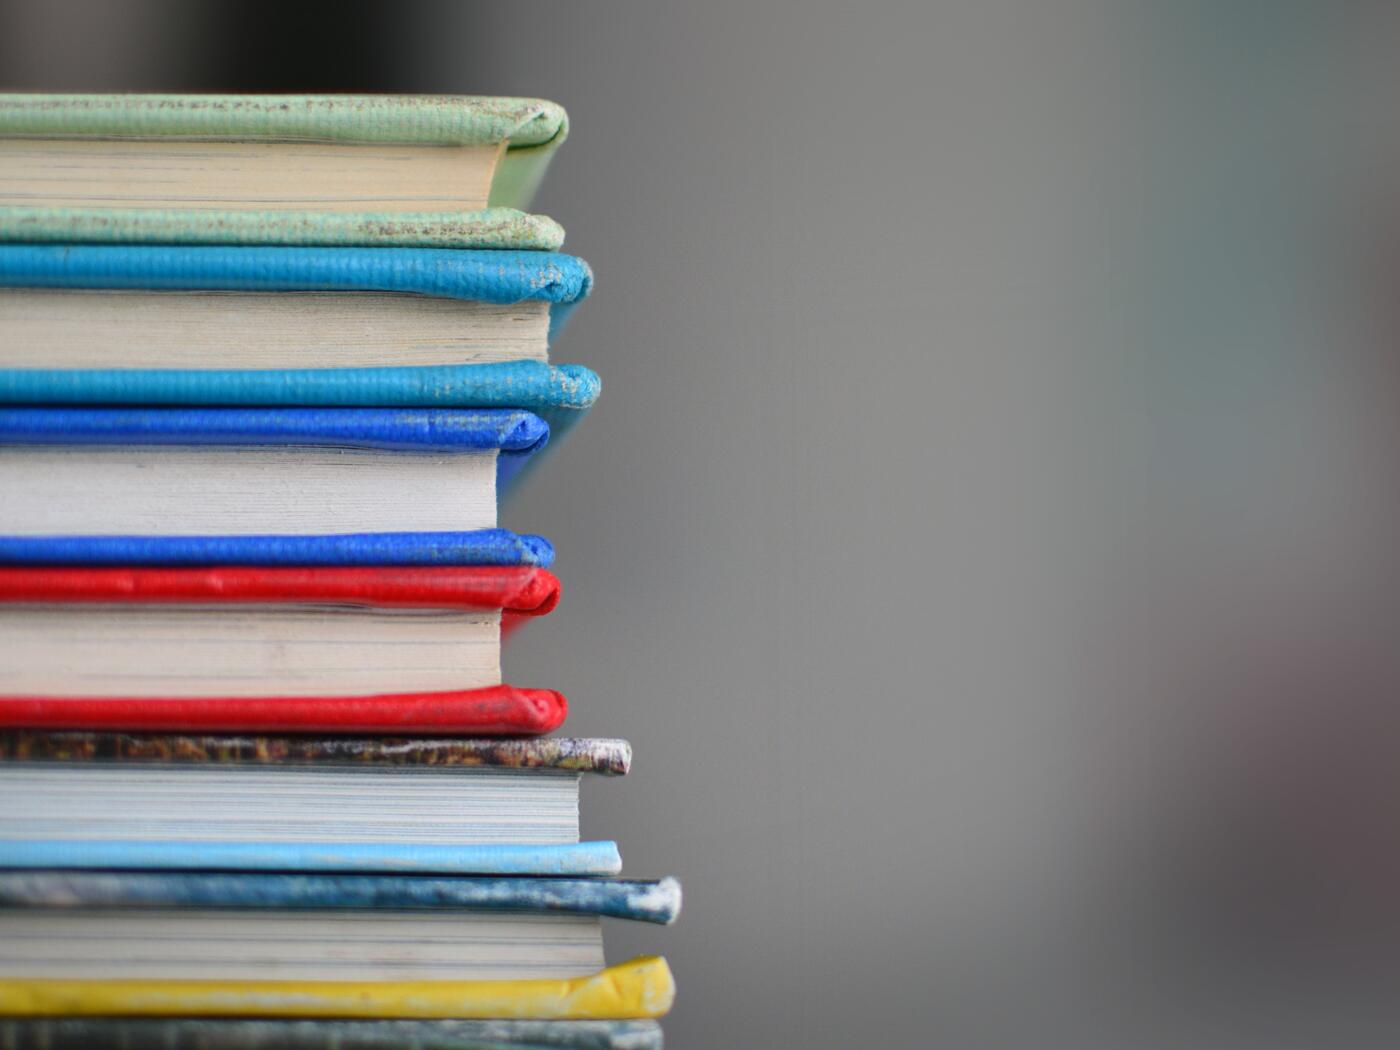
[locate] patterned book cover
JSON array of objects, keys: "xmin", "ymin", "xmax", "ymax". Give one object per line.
[
  {"xmin": 0, "ymin": 1018, "xmax": 663, "ymax": 1050},
  {"xmin": 0, "ymin": 872, "xmax": 680, "ymax": 924},
  {"xmin": 0, "ymin": 732, "xmax": 630, "ymax": 772}
]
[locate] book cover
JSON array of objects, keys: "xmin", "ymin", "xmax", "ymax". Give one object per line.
[
  {"xmin": 0, "ymin": 841, "xmax": 623, "ymax": 878},
  {"xmin": 0, "ymin": 564, "xmax": 560, "ymax": 620},
  {"xmin": 0, "ymin": 685, "xmax": 569, "ymax": 736},
  {"xmin": 0, "ymin": 530, "xmax": 554, "ymax": 567},
  {"xmin": 0, "ymin": 245, "xmax": 593, "ymax": 338},
  {"xmin": 0, "ymin": 206, "xmax": 565, "ymax": 250},
  {"xmin": 0, "ymin": 872, "xmax": 681, "ymax": 924},
  {"xmin": 0, "ymin": 732, "xmax": 631, "ymax": 773},
  {"xmin": 0, "ymin": 94, "xmax": 569, "ymax": 214},
  {"xmin": 0, "ymin": 957, "xmax": 673, "ymax": 1019},
  {"xmin": 0, "ymin": 1018, "xmax": 664, "ymax": 1050}
]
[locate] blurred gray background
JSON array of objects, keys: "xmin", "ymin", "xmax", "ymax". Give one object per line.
[{"xmin": 6, "ymin": 2, "xmax": 1400, "ymax": 1046}]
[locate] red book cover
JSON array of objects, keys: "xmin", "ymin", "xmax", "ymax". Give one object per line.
[
  {"xmin": 0, "ymin": 565, "xmax": 560, "ymax": 633},
  {"xmin": 0, "ymin": 684, "xmax": 567, "ymax": 736}
]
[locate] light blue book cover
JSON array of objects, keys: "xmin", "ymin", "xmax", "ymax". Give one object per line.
[
  {"xmin": 0, "ymin": 244, "xmax": 592, "ymax": 336},
  {"xmin": 0, "ymin": 840, "xmax": 622, "ymax": 877}
]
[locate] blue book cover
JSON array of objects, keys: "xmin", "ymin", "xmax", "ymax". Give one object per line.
[
  {"xmin": 0, "ymin": 245, "xmax": 592, "ymax": 337},
  {"xmin": 0, "ymin": 872, "xmax": 681, "ymax": 924},
  {"xmin": 0, "ymin": 406, "xmax": 548, "ymax": 492},
  {"xmin": 0, "ymin": 1019, "xmax": 664, "ymax": 1050},
  {"xmin": 0, "ymin": 531, "xmax": 554, "ymax": 567},
  {"xmin": 0, "ymin": 840, "xmax": 622, "ymax": 877}
]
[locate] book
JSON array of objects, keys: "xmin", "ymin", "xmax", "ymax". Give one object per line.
[
  {"xmin": 0, "ymin": 873, "xmax": 680, "ymax": 983},
  {"xmin": 0, "ymin": 956, "xmax": 675, "ymax": 1019},
  {"xmin": 0, "ymin": 734, "xmax": 629, "ymax": 876},
  {"xmin": 0, "ymin": 94, "xmax": 569, "ymax": 243},
  {"xmin": 0, "ymin": 1018, "xmax": 666, "ymax": 1050},
  {"xmin": 0, "ymin": 407, "xmax": 547, "ymax": 535},
  {"xmin": 0, "ymin": 566, "xmax": 559, "ymax": 698},
  {"xmin": 0, "ymin": 246, "xmax": 593, "ymax": 368}
]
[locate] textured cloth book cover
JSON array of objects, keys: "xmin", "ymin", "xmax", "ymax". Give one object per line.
[
  {"xmin": 0, "ymin": 245, "xmax": 593, "ymax": 337},
  {"xmin": 0, "ymin": 531, "xmax": 556, "ymax": 567}
]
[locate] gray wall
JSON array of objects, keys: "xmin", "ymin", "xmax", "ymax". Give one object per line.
[{"xmin": 7, "ymin": 3, "xmax": 1400, "ymax": 1047}]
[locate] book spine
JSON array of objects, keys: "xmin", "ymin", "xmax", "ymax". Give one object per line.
[{"xmin": 0, "ymin": 686, "xmax": 567, "ymax": 736}]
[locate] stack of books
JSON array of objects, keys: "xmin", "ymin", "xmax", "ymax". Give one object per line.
[{"xmin": 0, "ymin": 94, "xmax": 677, "ymax": 1050}]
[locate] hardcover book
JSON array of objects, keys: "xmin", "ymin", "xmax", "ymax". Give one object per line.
[
  {"xmin": 0, "ymin": 734, "xmax": 629, "ymax": 876},
  {"xmin": 0, "ymin": 873, "xmax": 680, "ymax": 984},
  {"xmin": 0, "ymin": 94, "xmax": 570, "ymax": 244},
  {"xmin": 0, "ymin": 566, "xmax": 559, "ymax": 699},
  {"xmin": 0, "ymin": 246, "xmax": 593, "ymax": 365},
  {"xmin": 0, "ymin": 1018, "xmax": 665, "ymax": 1050},
  {"xmin": 0, "ymin": 406, "xmax": 547, "ymax": 534}
]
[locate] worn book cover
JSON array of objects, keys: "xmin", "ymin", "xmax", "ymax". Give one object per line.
[
  {"xmin": 0, "ymin": 956, "xmax": 674, "ymax": 1018},
  {"xmin": 0, "ymin": 732, "xmax": 630, "ymax": 773},
  {"xmin": 0, "ymin": 871, "xmax": 680, "ymax": 924},
  {"xmin": 0, "ymin": 1018, "xmax": 664, "ymax": 1050}
]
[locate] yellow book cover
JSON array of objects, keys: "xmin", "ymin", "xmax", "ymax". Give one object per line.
[{"xmin": 0, "ymin": 957, "xmax": 674, "ymax": 1020}]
